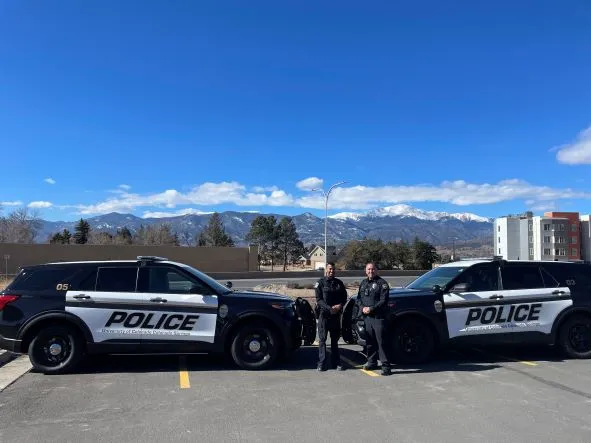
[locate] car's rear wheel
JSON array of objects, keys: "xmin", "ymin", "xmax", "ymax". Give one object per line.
[
  {"xmin": 230, "ymin": 322, "xmax": 280, "ymax": 370},
  {"xmin": 28, "ymin": 325, "xmax": 83, "ymax": 374},
  {"xmin": 558, "ymin": 314, "xmax": 591, "ymax": 359},
  {"xmin": 390, "ymin": 317, "xmax": 435, "ymax": 364}
]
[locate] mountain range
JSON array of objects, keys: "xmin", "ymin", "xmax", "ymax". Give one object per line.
[{"xmin": 37, "ymin": 204, "xmax": 494, "ymax": 248}]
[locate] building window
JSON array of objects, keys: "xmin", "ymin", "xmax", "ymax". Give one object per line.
[
  {"xmin": 544, "ymin": 248, "xmax": 551, "ymax": 255},
  {"xmin": 499, "ymin": 248, "xmax": 501, "ymax": 254},
  {"xmin": 498, "ymin": 237, "xmax": 501, "ymax": 243},
  {"xmin": 544, "ymin": 224, "xmax": 550, "ymax": 231},
  {"xmin": 571, "ymin": 236, "xmax": 577, "ymax": 244},
  {"xmin": 544, "ymin": 236, "xmax": 551, "ymax": 243},
  {"xmin": 529, "ymin": 248, "xmax": 534, "ymax": 255},
  {"xmin": 556, "ymin": 236, "xmax": 565, "ymax": 243},
  {"xmin": 498, "ymin": 226, "xmax": 500, "ymax": 232},
  {"xmin": 572, "ymin": 248, "xmax": 578, "ymax": 256},
  {"xmin": 572, "ymin": 224, "xmax": 578, "ymax": 232}
]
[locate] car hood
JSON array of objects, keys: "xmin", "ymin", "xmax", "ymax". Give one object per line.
[
  {"xmin": 225, "ymin": 290, "xmax": 293, "ymax": 302},
  {"xmin": 388, "ymin": 287, "xmax": 434, "ymax": 297}
]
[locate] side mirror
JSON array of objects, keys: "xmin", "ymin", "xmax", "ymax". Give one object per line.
[
  {"xmin": 432, "ymin": 285, "xmax": 443, "ymax": 294},
  {"xmin": 451, "ymin": 282, "xmax": 469, "ymax": 292},
  {"xmin": 225, "ymin": 281, "xmax": 233, "ymax": 289}
]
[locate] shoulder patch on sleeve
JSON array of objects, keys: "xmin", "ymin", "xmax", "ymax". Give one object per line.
[
  {"xmin": 314, "ymin": 282, "xmax": 319, "ymax": 288},
  {"xmin": 382, "ymin": 283, "xmax": 389, "ymax": 290}
]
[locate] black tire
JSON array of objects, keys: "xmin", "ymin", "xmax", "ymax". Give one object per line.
[
  {"xmin": 230, "ymin": 322, "xmax": 281, "ymax": 370},
  {"xmin": 28, "ymin": 325, "xmax": 84, "ymax": 374},
  {"xmin": 391, "ymin": 317, "xmax": 435, "ymax": 364},
  {"xmin": 558, "ymin": 314, "xmax": 591, "ymax": 359}
]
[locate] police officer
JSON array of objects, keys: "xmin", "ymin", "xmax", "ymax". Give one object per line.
[
  {"xmin": 315, "ymin": 262, "xmax": 348, "ymax": 371},
  {"xmin": 358, "ymin": 262, "xmax": 391, "ymax": 375}
]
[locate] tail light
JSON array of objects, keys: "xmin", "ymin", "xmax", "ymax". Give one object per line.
[{"xmin": 0, "ymin": 295, "xmax": 20, "ymax": 311}]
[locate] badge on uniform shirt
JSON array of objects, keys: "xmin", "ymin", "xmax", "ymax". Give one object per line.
[{"xmin": 372, "ymin": 283, "xmax": 377, "ymax": 289}]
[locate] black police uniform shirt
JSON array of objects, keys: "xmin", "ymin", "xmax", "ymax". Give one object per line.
[
  {"xmin": 358, "ymin": 277, "xmax": 390, "ymax": 318},
  {"xmin": 315, "ymin": 277, "xmax": 348, "ymax": 316}
]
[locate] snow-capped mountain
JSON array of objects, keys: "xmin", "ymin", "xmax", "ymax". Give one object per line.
[
  {"xmin": 37, "ymin": 204, "xmax": 494, "ymax": 247},
  {"xmin": 330, "ymin": 204, "xmax": 492, "ymax": 223}
]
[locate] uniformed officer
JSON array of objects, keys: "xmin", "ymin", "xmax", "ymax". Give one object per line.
[
  {"xmin": 315, "ymin": 262, "xmax": 348, "ymax": 371},
  {"xmin": 358, "ymin": 262, "xmax": 391, "ymax": 375}
]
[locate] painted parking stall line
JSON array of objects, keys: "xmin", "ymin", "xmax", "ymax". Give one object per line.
[{"xmin": 179, "ymin": 356, "xmax": 190, "ymax": 389}]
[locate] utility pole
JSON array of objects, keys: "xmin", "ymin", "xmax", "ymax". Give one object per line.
[{"xmin": 313, "ymin": 181, "xmax": 347, "ymax": 269}]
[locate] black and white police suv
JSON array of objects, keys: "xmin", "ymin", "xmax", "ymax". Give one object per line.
[
  {"xmin": 0, "ymin": 256, "xmax": 317, "ymax": 374},
  {"xmin": 341, "ymin": 258, "xmax": 591, "ymax": 364}
]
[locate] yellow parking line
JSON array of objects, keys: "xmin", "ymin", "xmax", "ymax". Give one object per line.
[
  {"xmin": 472, "ymin": 348, "xmax": 538, "ymax": 367},
  {"xmin": 179, "ymin": 356, "xmax": 190, "ymax": 389},
  {"xmin": 340, "ymin": 355, "xmax": 380, "ymax": 377}
]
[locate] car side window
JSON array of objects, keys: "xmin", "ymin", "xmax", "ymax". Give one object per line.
[
  {"xmin": 501, "ymin": 266, "xmax": 544, "ymax": 290},
  {"xmin": 452, "ymin": 264, "xmax": 499, "ymax": 291},
  {"xmin": 95, "ymin": 267, "xmax": 138, "ymax": 292},
  {"xmin": 139, "ymin": 267, "xmax": 214, "ymax": 295},
  {"xmin": 8, "ymin": 267, "xmax": 81, "ymax": 291}
]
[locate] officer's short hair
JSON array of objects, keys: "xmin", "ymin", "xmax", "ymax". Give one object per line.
[
  {"xmin": 327, "ymin": 262, "xmax": 335, "ymax": 268},
  {"xmin": 366, "ymin": 261, "xmax": 378, "ymax": 270}
]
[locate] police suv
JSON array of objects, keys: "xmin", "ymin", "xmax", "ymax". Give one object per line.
[
  {"xmin": 341, "ymin": 258, "xmax": 591, "ymax": 364},
  {"xmin": 0, "ymin": 256, "xmax": 317, "ymax": 374}
]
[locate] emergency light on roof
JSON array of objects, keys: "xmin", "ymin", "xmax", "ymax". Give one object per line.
[{"xmin": 137, "ymin": 256, "xmax": 168, "ymax": 261}]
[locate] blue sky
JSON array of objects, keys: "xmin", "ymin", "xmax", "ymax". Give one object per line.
[{"xmin": 1, "ymin": 0, "xmax": 590, "ymax": 222}]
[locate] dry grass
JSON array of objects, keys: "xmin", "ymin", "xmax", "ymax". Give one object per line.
[
  {"xmin": 253, "ymin": 282, "xmax": 360, "ymax": 308},
  {"xmin": 0, "ymin": 278, "xmax": 11, "ymax": 291}
]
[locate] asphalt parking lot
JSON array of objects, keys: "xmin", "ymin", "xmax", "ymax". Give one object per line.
[{"xmin": 2, "ymin": 343, "xmax": 591, "ymax": 442}]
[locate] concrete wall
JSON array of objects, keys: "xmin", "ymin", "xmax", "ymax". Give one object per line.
[{"xmin": 0, "ymin": 243, "xmax": 259, "ymax": 275}]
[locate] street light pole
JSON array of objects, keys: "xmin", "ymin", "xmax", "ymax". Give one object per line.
[{"xmin": 313, "ymin": 181, "xmax": 347, "ymax": 269}]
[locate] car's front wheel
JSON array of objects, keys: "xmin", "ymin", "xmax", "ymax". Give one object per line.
[
  {"xmin": 390, "ymin": 317, "xmax": 435, "ymax": 364},
  {"xmin": 230, "ymin": 322, "xmax": 280, "ymax": 370},
  {"xmin": 28, "ymin": 325, "xmax": 84, "ymax": 374},
  {"xmin": 558, "ymin": 314, "xmax": 591, "ymax": 359}
]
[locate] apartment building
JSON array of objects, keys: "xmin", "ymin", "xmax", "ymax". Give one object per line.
[
  {"xmin": 494, "ymin": 211, "xmax": 590, "ymax": 262},
  {"xmin": 582, "ymin": 215, "xmax": 591, "ymax": 262}
]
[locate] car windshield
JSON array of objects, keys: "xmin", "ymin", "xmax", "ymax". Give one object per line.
[
  {"xmin": 406, "ymin": 266, "xmax": 468, "ymax": 290},
  {"xmin": 180, "ymin": 264, "xmax": 232, "ymax": 294}
]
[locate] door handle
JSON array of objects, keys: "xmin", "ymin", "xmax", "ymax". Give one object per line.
[
  {"xmin": 150, "ymin": 297, "xmax": 167, "ymax": 303},
  {"xmin": 72, "ymin": 294, "xmax": 91, "ymax": 300},
  {"xmin": 552, "ymin": 290, "xmax": 566, "ymax": 295},
  {"xmin": 489, "ymin": 294, "xmax": 503, "ymax": 299}
]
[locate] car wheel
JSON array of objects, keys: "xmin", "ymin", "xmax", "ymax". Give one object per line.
[
  {"xmin": 28, "ymin": 325, "xmax": 83, "ymax": 374},
  {"xmin": 230, "ymin": 323, "xmax": 280, "ymax": 370},
  {"xmin": 391, "ymin": 318, "xmax": 435, "ymax": 364},
  {"xmin": 558, "ymin": 314, "xmax": 591, "ymax": 359}
]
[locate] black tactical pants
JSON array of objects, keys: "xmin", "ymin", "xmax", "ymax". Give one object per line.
[
  {"xmin": 318, "ymin": 314, "xmax": 341, "ymax": 368},
  {"xmin": 364, "ymin": 316, "xmax": 389, "ymax": 367}
]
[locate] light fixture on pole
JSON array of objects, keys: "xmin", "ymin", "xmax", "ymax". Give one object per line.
[{"xmin": 312, "ymin": 181, "xmax": 347, "ymax": 270}]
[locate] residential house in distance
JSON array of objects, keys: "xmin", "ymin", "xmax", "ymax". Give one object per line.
[
  {"xmin": 494, "ymin": 211, "xmax": 591, "ymax": 262},
  {"xmin": 308, "ymin": 245, "xmax": 338, "ymax": 270}
]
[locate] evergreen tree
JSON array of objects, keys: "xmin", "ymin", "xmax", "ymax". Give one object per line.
[
  {"xmin": 74, "ymin": 219, "xmax": 91, "ymax": 244},
  {"xmin": 195, "ymin": 213, "xmax": 234, "ymax": 247}
]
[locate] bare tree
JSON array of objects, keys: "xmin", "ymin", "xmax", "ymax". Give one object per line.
[{"xmin": 0, "ymin": 207, "xmax": 43, "ymax": 243}]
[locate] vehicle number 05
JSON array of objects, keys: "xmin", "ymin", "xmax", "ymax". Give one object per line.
[{"xmin": 56, "ymin": 283, "xmax": 70, "ymax": 290}]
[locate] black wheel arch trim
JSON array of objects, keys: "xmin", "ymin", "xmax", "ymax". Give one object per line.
[
  {"xmin": 220, "ymin": 311, "xmax": 290, "ymax": 351},
  {"xmin": 551, "ymin": 306, "xmax": 591, "ymax": 342},
  {"xmin": 18, "ymin": 311, "xmax": 94, "ymax": 347},
  {"xmin": 391, "ymin": 310, "xmax": 444, "ymax": 345}
]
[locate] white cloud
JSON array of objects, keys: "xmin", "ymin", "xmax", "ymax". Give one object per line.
[
  {"xmin": 53, "ymin": 178, "xmax": 591, "ymax": 216},
  {"xmin": 44, "ymin": 178, "xmax": 56, "ymax": 185},
  {"xmin": 1, "ymin": 201, "xmax": 23, "ymax": 207},
  {"xmin": 28, "ymin": 201, "xmax": 53, "ymax": 208},
  {"xmin": 555, "ymin": 125, "xmax": 591, "ymax": 165},
  {"xmin": 143, "ymin": 208, "xmax": 213, "ymax": 218},
  {"xmin": 251, "ymin": 185, "xmax": 279, "ymax": 193},
  {"xmin": 119, "ymin": 184, "xmax": 131, "ymax": 190},
  {"xmin": 296, "ymin": 177, "xmax": 323, "ymax": 191},
  {"xmin": 295, "ymin": 179, "xmax": 591, "ymax": 210}
]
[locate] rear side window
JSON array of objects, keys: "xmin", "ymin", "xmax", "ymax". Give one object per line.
[
  {"xmin": 542, "ymin": 264, "xmax": 591, "ymax": 293},
  {"xmin": 8, "ymin": 267, "xmax": 81, "ymax": 291},
  {"xmin": 501, "ymin": 266, "xmax": 544, "ymax": 290},
  {"xmin": 95, "ymin": 267, "xmax": 138, "ymax": 292}
]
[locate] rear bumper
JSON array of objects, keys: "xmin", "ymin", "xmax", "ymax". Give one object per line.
[{"xmin": 0, "ymin": 334, "xmax": 22, "ymax": 353}]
